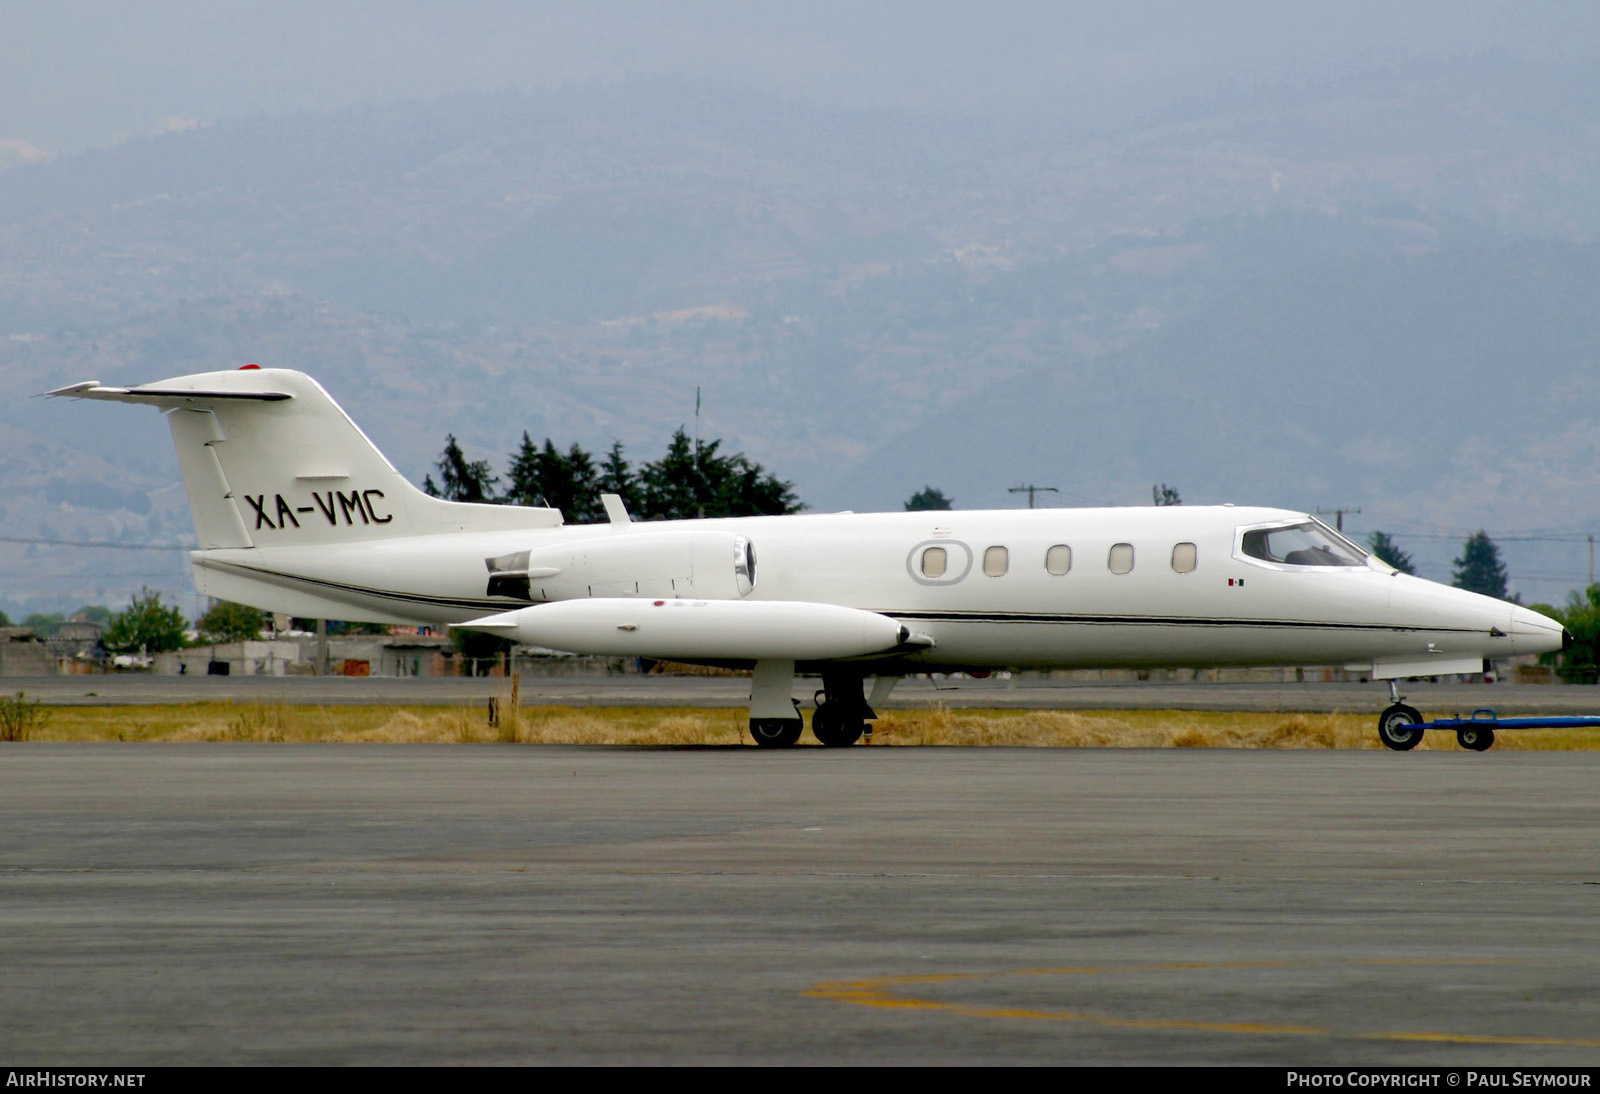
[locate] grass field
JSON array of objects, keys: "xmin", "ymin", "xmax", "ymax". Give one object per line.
[{"xmin": 11, "ymin": 702, "xmax": 1600, "ymax": 749}]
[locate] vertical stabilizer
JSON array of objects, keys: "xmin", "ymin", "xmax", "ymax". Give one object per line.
[
  {"xmin": 167, "ymin": 407, "xmax": 254, "ymax": 548},
  {"xmin": 50, "ymin": 368, "xmax": 563, "ymax": 547}
]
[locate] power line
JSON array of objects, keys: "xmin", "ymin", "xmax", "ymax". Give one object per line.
[
  {"xmin": 1008, "ymin": 484, "xmax": 1060, "ymax": 509},
  {"xmin": 1315, "ymin": 506, "xmax": 1361, "ymax": 533},
  {"xmin": 0, "ymin": 536, "xmax": 189, "ymax": 550},
  {"xmin": 1363, "ymin": 524, "xmax": 1596, "ymax": 543}
]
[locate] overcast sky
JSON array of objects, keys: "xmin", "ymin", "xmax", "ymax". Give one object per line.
[{"xmin": 4, "ymin": 0, "xmax": 1598, "ymax": 155}]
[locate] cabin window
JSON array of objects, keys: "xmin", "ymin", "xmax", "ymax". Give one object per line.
[
  {"xmin": 1172, "ymin": 542, "xmax": 1197, "ymax": 573},
  {"xmin": 1108, "ymin": 542, "xmax": 1134, "ymax": 574},
  {"xmin": 983, "ymin": 545, "xmax": 1009, "ymax": 577},
  {"xmin": 921, "ymin": 546, "xmax": 948, "ymax": 579},
  {"xmin": 1045, "ymin": 544, "xmax": 1072, "ymax": 575}
]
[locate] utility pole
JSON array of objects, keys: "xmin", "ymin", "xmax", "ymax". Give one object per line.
[
  {"xmin": 1589, "ymin": 534, "xmax": 1594, "ymax": 587},
  {"xmin": 1009, "ymin": 484, "xmax": 1059, "ymax": 509},
  {"xmin": 1316, "ymin": 506, "xmax": 1362, "ymax": 534}
]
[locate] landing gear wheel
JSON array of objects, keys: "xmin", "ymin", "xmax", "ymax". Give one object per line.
[
  {"xmin": 1457, "ymin": 726, "xmax": 1495, "ymax": 752},
  {"xmin": 810, "ymin": 700, "xmax": 864, "ymax": 747},
  {"xmin": 1377, "ymin": 704, "xmax": 1425, "ymax": 751},
  {"xmin": 750, "ymin": 718, "xmax": 803, "ymax": 748}
]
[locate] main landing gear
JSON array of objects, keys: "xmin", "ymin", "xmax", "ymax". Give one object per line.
[
  {"xmin": 749, "ymin": 660, "xmax": 804, "ymax": 748},
  {"xmin": 811, "ymin": 670, "xmax": 875, "ymax": 747},
  {"xmin": 747, "ymin": 661, "xmax": 880, "ymax": 748}
]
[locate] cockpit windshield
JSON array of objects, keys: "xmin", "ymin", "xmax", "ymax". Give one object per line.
[{"xmin": 1239, "ymin": 521, "xmax": 1368, "ymax": 568}]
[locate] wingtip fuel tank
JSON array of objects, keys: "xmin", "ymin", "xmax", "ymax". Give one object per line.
[{"xmin": 457, "ymin": 598, "xmax": 909, "ymax": 662}]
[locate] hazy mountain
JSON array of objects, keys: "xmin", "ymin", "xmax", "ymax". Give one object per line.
[
  {"xmin": 4, "ymin": 59, "xmax": 1599, "ymax": 614},
  {"xmin": 840, "ymin": 241, "xmax": 1600, "ymax": 587}
]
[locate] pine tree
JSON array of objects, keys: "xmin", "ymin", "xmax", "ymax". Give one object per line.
[
  {"xmin": 639, "ymin": 428, "xmax": 708, "ymax": 520},
  {"xmin": 713, "ymin": 454, "xmax": 801, "ymax": 517},
  {"xmin": 561, "ymin": 443, "xmax": 604, "ymax": 522},
  {"xmin": 430, "ymin": 434, "xmax": 499, "ymax": 503},
  {"xmin": 905, "ymin": 486, "xmax": 953, "ymax": 511},
  {"xmin": 502, "ymin": 432, "xmax": 544, "ymax": 507},
  {"xmin": 1367, "ymin": 531, "xmax": 1417, "ymax": 576},
  {"xmin": 1452, "ymin": 531, "xmax": 1509, "ymax": 599},
  {"xmin": 598, "ymin": 441, "xmax": 641, "ymax": 515},
  {"xmin": 502, "ymin": 434, "xmax": 603, "ymax": 520},
  {"xmin": 636, "ymin": 429, "xmax": 801, "ymax": 520}
]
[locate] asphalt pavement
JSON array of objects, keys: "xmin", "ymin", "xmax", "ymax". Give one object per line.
[
  {"xmin": 2, "ymin": 745, "xmax": 1597, "ymax": 1065},
  {"xmin": 15, "ymin": 672, "xmax": 1600, "ymax": 715}
]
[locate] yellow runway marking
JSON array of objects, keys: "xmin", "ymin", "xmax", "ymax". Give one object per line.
[{"xmin": 805, "ymin": 959, "xmax": 1600, "ymax": 1047}]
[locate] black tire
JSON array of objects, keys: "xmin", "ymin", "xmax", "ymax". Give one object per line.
[
  {"xmin": 811, "ymin": 702, "xmax": 864, "ymax": 748},
  {"xmin": 1457, "ymin": 726, "xmax": 1495, "ymax": 752},
  {"xmin": 1377, "ymin": 704, "xmax": 1425, "ymax": 751},
  {"xmin": 750, "ymin": 718, "xmax": 803, "ymax": 748}
]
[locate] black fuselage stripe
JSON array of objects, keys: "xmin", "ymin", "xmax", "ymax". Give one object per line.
[
  {"xmin": 200, "ymin": 561, "xmax": 527, "ymax": 611},
  {"xmin": 879, "ymin": 611, "xmax": 1478, "ymax": 635}
]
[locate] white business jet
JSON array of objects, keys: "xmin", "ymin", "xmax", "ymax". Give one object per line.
[{"xmin": 52, "ymin": 367, "xmax": 1568, "ymax": 750}]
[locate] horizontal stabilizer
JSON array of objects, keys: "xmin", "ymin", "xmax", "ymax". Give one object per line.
[
  {"xmin": 47, "ymin": 380, "xmax": 292, "ymax": 404},
  {"xmin": 457, "ymin": 599, "xmax": 912, "ymax": 661},
  {"xmin": 50, "ymin": 367, "xmax": 565, "ymax": 550}
]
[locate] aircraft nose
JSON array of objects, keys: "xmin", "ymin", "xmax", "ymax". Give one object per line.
[{"xmin": 1507, "ymin": 603, "xmax": 1567, "ymax": 657}]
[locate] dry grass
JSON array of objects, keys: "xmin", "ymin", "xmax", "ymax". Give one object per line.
[
  {"xmin": 0, "ymin": 690, "xmax": 49, "ymax": 741},
  {"xmin": 19, "ymin": 701, "xmax": 1600, "ymax": 749},
  {"xmin": 868, "ymin": 708, "xmax": 1600, "ymax": 750},
  {"xmin": 865, "ymin": 708, "xmax": 1368, "ymax": 748}
]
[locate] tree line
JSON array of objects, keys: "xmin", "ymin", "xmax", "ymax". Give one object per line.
[
  {"xmin": 422, "ymin": 428, "xmax": 803, "ymax": 522},
  {"xmin": 1365, "ymin": 528, "xmax": 1509, "ymax": 599}
]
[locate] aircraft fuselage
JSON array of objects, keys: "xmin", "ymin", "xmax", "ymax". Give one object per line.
[{"xmin": 189, "ymin": 505, "xmax": 1559, "ymax": 675}]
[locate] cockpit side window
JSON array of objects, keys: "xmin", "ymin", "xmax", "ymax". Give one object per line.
[{"xmin": 1240, "ymin": 522, "xmax": 1367, "ymax": 568}]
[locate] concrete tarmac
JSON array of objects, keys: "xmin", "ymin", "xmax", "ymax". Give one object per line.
[
  {"xmin": 16, "ymin": 672, "xmax": 1600, "ymax": 716},
  {"xmin": 2, "ymin": 745, "xmax": 1597, "ymax": 1065}
]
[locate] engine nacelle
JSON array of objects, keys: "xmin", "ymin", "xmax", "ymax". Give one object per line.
[
  {"xmin": 459, "ymin": 598, "xmax": 910, "ymax": 661},
  {"xmin": 485, "ymin": 530, "xmax": 756, "ymax": 603}
]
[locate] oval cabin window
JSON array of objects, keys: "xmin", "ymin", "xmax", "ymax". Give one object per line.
[
  {"xmin": 1172, "ymin": 542, "xmax": 1197, "ymax": 573},
  {"xmin": 1045, "ymin": 544, "xmax": 1072, "ymax": 576},
  {"xmin": 983, "ymin": 545, "xmax": 1009, "ymax": 577},
  {"xmin": 921, "ymin": 546, "xmax": 948, "ymax": 579},
  {"xmin": 1108, "ymin": 543, "xmax": 1135, "ymax": 575}
]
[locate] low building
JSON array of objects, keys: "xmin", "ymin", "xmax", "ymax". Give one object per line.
[{"xmin": 0, "ymin": 628, "xmax": 55, "ymax": 675}]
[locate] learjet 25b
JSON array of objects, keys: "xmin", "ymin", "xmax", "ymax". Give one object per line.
[{"xmin": 52, "ymin": 367, "xmax": 1570, "ymax": 751}]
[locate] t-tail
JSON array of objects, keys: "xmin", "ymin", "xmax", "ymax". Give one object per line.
[{"xmin": 51, "ymin": 367, "xmax": 562, "ymax": 547}]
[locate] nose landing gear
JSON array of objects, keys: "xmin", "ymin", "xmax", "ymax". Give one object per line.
[
  {"xmin": 1376, "ymin": 681, "xmax": 1506, "ymax": 752},
  {"xmin": 1376, "ymin": 679, "xmax": 1425, "ymax": 751},
  {"xmin": 1377, "ymin": 702, "xmax": 1426, "ymax": 751}
]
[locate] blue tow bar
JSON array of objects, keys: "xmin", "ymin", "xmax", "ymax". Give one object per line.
[
  {"xmin": 1381, "ymin": 707, "xmax": 1600, "ymax": 752},
  {"xmin": 1416, "ymin": 709, "xmax": 1600, "ymax": 732}
]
